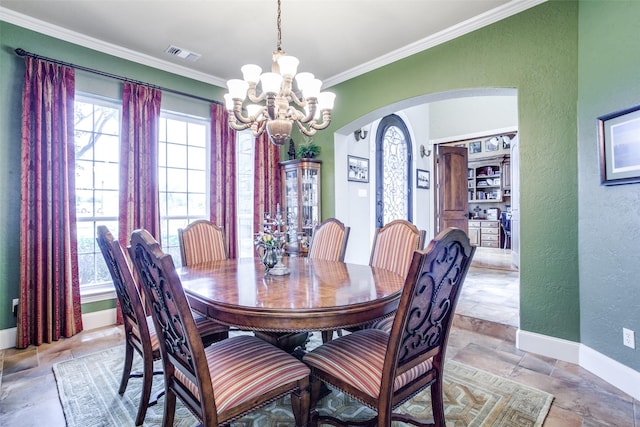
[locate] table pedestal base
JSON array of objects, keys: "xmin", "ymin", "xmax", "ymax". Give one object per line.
[{"xmin": 254, "ymin": 331, "xmax": 310, "ymax": 354}]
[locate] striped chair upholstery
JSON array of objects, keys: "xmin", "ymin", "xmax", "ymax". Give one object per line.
[
  {"xmin": 308, "ymin": 218, "xmax": 350, "ymax": 262},
  {"xmin": 369, "ymin": 219, "xmax": 426, "ymax": 278},
  {"xmin": 129, "ymin": 229, "xmax": 310, "ymax": 427},
  {"xmin": 96, "ymin": 226, "xmax": 228, "ymax": 426},
  {"xmin": 175, "ymin": 335, "xmax": 311, "ymax": 412},
  {"xmin": 304, "ymin": 228, "xmax": 476, "ymax": 427},
  {"xmin": 178, "ymin": 220, "xmax": 227, "ymax": 266}
]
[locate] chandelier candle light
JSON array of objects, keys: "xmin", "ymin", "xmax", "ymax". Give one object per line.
[{"xmin": 224, "ymin": 0, "xmax": 335, "ymax": 146}]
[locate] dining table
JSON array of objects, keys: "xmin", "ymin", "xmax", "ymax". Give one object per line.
[{"xmin": 178, "ymin": 256, "xmax": 405, "ymax": 334}]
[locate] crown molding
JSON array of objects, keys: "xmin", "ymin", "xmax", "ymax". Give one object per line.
[
  {"xmin": 0, "ymin": 6, "xmax": 226, "ymax": 87},
  {"xmin": 2, "ymin": 0, "xmax": 546, "ymax": 89},
  {"xmin": 323, "ymin": 0, "xmax": 547, "ymax": 88}
]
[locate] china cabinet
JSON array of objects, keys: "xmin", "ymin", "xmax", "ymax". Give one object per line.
[{"xmin": 280, "ymin": 159, "xmax": 322, "ymax": 256}]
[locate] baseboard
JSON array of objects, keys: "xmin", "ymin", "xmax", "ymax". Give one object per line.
[
  {"xmin": 518, "ymin": 329, "xmax": 640, "ymax": 401},
  {"xmin": 0, "ymin": 327, "xmax": 17, "ymax": 350},
  {"xmin": 580, "ymin": 344, "xmax": 640, "ymax": 401},
  {"xmin": 82, "ymin": 308, "xmax": 117, "ymax": 331},
  {"xmin": 0, "ymin": 309, "xmax": 117, "ymax": 350},
  {"xmin": 517, "ymin": 329, "xmax": 580, "ymax": 364}
]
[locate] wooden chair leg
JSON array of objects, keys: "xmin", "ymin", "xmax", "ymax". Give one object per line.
[
  {"xmin": 308, "ymin": 375, "xmax": 324, "ymax": 427},
  {"xmin": 162, "ymin": 389, "xmax": 177, "ymax": 427},
  {"xmin": 119, "ymin": 343, "xmax": 134, "ymax": 395},
  {"xmin": 290, "ymin": 377, "xmax": 310, "ymax": 427},
  {"xmin": 134, "ymin": 353, "xmax": 155, "ymax": 426},
  {"xmin": 430, "ymin": 377, "xmax": 446, "ymax": 427}
]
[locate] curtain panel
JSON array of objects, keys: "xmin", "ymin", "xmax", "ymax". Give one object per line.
[
  {"xmin": 210, "ymin": 104, "xmax": 238, "ymax": 258},
  {"xmin": 118, "ymin": 83, "xmax": 162, "ymax": 244},
  {"xmin": 18, "ymin": 57, "xmax": 83, "ymax": 348},
  {"xmin": 253, "ymin": 133, "xmax": 282, "ymax": 234}
]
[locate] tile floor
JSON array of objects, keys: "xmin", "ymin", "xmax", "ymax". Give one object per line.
[{"xmin": 0, "ymin": 262, "xmax": 638, "ymax": 426}]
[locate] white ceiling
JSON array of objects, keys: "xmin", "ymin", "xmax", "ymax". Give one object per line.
[{"xmin": 0, "ymin": 0, "xmax": 544, "ymax": 89}]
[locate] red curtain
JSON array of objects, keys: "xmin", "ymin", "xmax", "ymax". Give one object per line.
[
  {"xmin": 118, "ymin": 83, "xmax": 162, "ymax": 244},
  {"xmin": 210, "ymin": 104, "xmax": 238, "ymax": 258},
  {"xmin": 253, "ymin": 132, "xmax": 282, "ymax": 235},
  {"xmin": 18, "ymin": 57, "xmax": 83, "ymax": 348}
]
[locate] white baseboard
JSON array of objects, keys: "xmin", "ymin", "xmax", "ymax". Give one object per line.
[
  {"xmin": 81, "ymin": 308, "xmax": 117, "ymax": 331},
  {"xmin": 518, "ymin": 329, "xmax": 640, "ymax": 401},
  {"xmin": 580, "ymin": 344, "xmax": 640, "ymax": 400},
  {"xmin": 0, "ymin": 327, "xmax": 17, "ymax": 350},
  {"xmin": 517, "ymin": 329, "xmax": 581, "ymax": 364},
  {"xmin": 0, "ymin": 309, "xmax": 117, "ymax": 350}
]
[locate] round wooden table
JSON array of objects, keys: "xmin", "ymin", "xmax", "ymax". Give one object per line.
[{"xmin": 178, "ymin": 257, "xmax": 404, "ymax": 333}]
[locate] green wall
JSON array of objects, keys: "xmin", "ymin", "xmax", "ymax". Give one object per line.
[
  {"xmin": 577, "ymin": 1, "xmax": 640, "ymax": 369},
  {"xmin": 312, "ymin": 0, "xmax": 580, "ymax": 341}
]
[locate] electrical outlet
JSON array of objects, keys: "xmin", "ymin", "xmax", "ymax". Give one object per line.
[
  {"xmin": 623, "ymin": 328, "xmax": 635, "ymax": 349},
  {"xmin": 12, "ymin": 298, "xmax": 19, "ymax": 317}
]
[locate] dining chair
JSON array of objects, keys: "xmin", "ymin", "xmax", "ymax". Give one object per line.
[
  {"xmin": 307, "ymin": 218, "xmax": 351, "ymax": 262},
  {"xmin": 128, "ymin": 228, "xmax": 311, "ymax": 427},
  {"xmin": 303, "ymin": 227, "xmax": 475, "ymax": 427},
  {"xmin": 334, "ymin": 219, "xmax": 426, "ymax": 336},
  {"xmin": 369, "ymin": 219, "xmax": 426, "ymax": 278},
  {"xmin": 96, "ymin": 226, "xmax": 229, "ymax": 426},
  {"xmin": 178, "ymin": 219, "xmax": 227, "ymax": 266}
]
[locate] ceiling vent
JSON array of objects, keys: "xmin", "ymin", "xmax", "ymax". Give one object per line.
[{"xmin": 164, "ymin": 45, "xmax": 202, "ymax": 62}]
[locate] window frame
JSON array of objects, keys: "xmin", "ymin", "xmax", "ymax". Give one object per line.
[
  {"xmin": 157, "ymin": 110, "xmax": 212, "ymax": 266},
  {"xmin": 74, "ymin": 93, "xmax": 122, "ymax": 302}
]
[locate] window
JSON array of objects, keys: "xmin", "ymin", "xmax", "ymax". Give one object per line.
[
  {"xmin": 74, "ymin": 96, "xmax": 121, "ymax": 291},
  {"xmin": 236, "ymin": 131, "xmax": 255, "ymax": 258},
  {"xmin": 158, "ymin": 113, "xmax": 210, "ymax": 266},
  {"xmin": 375, "ymin": 114, "xmax": 413, "ymax": 227}
]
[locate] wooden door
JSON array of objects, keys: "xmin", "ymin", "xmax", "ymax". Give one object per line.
[{"xmin": 436, "ymin": 146, "xmax": 469, "ymax": 234}]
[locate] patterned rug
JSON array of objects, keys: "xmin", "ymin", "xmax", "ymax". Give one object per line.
[{"xmin": 53, "ymin": 334, "xmax": 553, "ymax": 427}]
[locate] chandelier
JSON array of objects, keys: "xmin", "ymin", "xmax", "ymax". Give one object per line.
[{"xmin": 224, "ymin": 0, "xmax": 335, "ymax": 146}]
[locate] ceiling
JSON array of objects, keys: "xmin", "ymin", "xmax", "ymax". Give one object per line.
[{"xmin": 1, "ymin": 0, "xmax": 543, "ymax": 89}]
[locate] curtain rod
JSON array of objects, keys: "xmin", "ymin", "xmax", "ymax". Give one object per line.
[{"xmin": 15, "ymin": 48, "xmax": 222, "ymax": 105}]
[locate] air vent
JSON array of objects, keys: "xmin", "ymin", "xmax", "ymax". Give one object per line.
[{"xmin": 164, "ymin": 45, "xmax": 202, "ymax": 62}]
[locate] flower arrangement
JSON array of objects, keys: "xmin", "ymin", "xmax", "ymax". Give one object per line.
[{"xmin": 254, "ymin": 230, "xmax": 283, "ymax": 250}]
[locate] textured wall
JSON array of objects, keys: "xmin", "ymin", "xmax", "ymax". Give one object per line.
[{"xmin": 577, "ymin": 0, "xmax": 640, "ymax": 370}]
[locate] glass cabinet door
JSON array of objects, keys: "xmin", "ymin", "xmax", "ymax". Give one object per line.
[{"xmin": 280, "ymin": 159, "xmax": 322, "ymax": 256}]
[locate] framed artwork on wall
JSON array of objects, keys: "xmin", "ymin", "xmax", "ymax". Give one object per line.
[
  {"xmin": 416, "ymin": 169, "xmax": 430, "ymax": 189},
  {"xmin": 347, "ymin": 155, "xmax": 369, "ymax": 183},
  {"xmin": 469, "ymin": 141, "xmax": 482, "ymax": 154},
  {"xmin": 598, "ymin": 104, "xmax": 640, "ymax": 185}
]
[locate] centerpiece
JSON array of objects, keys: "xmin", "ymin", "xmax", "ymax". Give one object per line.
[{"xmin": 255, "ymin": 205, "xmax": 290, "ymax": 275}]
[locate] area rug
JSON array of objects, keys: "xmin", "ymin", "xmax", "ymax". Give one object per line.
[{"xmin": 53, "ymin": 342, "xmax": 553, "ymax": 427}]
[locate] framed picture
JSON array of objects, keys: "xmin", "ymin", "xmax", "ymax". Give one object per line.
[
  {"xmin": 347, "ymin": 155, "xmax": 369, "ymax": 183},
  {"xmin": 416, "ymin": 169, "xmax": 430, "ymax": 189},
  {"xmin": 598, "ymin": 104, "xmax": 640, "ymax": 185},
  {"xmin": 502, "ymin": 134, "xmax": 512, "ymax": 150},
  {"xmin": 469, "ymin": 141, "xmax": 482, "ymax": 154},
  {"xmin": 485, "ymin": 137, "xmax": 500, "ymax": 152}
]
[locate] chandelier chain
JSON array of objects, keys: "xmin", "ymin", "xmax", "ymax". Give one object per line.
[{"xmin": 276, "ymin": 0, "xmax": 282, "ymax": 52}]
